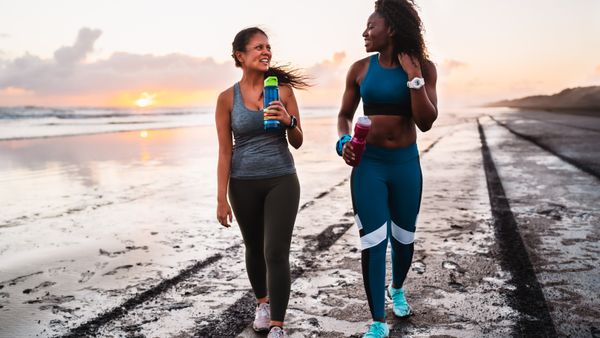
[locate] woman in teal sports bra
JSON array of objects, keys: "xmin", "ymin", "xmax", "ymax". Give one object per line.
[{"xmin": 336, "ymin": 1, "xmax": 438, "ymax": 337}]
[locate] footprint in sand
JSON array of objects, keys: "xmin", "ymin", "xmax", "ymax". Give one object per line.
[
  {"xmin": 103, "ymin": 265, "xmax": 134, "ymax": 276},
  {"xmin": 412, "ymin": 261, "xmax": 426, "ymax": 274},
  {"xmin": 78, "ymin": 270, "xmax": 95, "ymax": 283},
  {"xmin": 442, "ymin": 260, "xmax": 466, "ymax": 274},
  {"xmin": 22, "ymin": 281, "xmax": 56, "ymax": 295}
]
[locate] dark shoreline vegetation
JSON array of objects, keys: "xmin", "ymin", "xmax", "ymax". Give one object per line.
[{"xmin": 486, "ymin": 86, "xmax": 600, "ymax": 114}]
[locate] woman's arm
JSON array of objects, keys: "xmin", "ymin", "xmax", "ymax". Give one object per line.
[
  {"xmin": 337, "ymin": 61, "xmax": 363, "ymax": 137},
  {"xmin": 400, "ymin": 55, "xmax": 438, "ymax": 132},
  {"xmin": 279, "ymin": 85, "xmax": 303, "ymax": 149},
  {"xmin": 215, "ymin": 89, "xmax": 233, "ymax": 228},
  {"xmin": 338, "ymin": 61, "xmax": 363, "ymax": 163}
]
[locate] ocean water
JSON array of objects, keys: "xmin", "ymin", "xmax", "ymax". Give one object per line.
[{"xmin": 0, "ymin": 106, "xmax": 338, "ymax": 140}]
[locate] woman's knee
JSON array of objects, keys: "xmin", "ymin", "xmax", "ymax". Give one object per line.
[{"xmin": 264, "ymin": 246, "xmax": 290, "ymax": 266}]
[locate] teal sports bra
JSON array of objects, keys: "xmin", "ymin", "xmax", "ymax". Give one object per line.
[{"xmin": 360, "ymin": 54, "xmax": 411, "ymax": 116}]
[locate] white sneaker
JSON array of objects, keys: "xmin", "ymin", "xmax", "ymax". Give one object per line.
[
  {"xmin": 252, "ymin": 303, "xmax": 270, "ymax": 332},
  {"xmin": 267, "ymin": 326, "xmax": 285, "ymax": 338}
]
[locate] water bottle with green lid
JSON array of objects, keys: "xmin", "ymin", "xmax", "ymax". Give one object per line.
[{"xmin": 263, "ymin": 76, "xmax": 280, "ymax": 131}]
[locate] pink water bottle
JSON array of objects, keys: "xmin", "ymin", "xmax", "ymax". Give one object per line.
[{"xmin": 348, "ymin": 116, "xmax": 371, "ymax": 167}]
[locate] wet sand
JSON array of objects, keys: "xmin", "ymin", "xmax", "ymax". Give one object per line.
[{"xmin": 1, "ymin": 109, "xmax": 599, "ymax": 337}]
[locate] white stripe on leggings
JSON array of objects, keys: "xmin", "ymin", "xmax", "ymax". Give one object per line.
[
  {"xmin": 354, "ymin": 214, "xmax": 363, "ymax": 230},
  {"xmin": 391, "ymin": 220, "xmax": 415, "ymax": 244},
  {"xmin": 360, "ymin": 222, "xmax": 387, "ymax": 250}
]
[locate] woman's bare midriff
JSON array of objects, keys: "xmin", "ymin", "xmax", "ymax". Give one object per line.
[{"xmin": 366, "ymin": 115, "xmax": 416, "ymax": 148}]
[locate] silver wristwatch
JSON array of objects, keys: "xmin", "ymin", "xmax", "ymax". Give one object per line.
[{"xmin": 407, "ymin": 77, "xmax": 425, "ymax": 90}]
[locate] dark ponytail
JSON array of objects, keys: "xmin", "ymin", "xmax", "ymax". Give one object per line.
[{"xmin": 231, "ymin": 27, "xmax": 311, "ymax": 90}]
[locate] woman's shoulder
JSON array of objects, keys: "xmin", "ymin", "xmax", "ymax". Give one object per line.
[
  {"xmin": 217, "ymin": 85, "xmax": 235, "ymax": 101},
  {"xmin": 279, "ymin": 83, "xmax": 294, "ymax": 95},
  {"xmin": 351, "ymin": 56, "xmax": 371, "ymax": 69},
  {"xmin": 422, "ymin": 59, "xmax": 437, "ymax": 81},
  {"xmin": 216, "ymin": 85, "xmax": 235, "ymax": 110},
  {"xmin": 346, "ymin": 56, "xmax": 371, "ymax": 78},
  {"xmin": 218, "ymin": 85, "xmax": 235, "ymax": 98}
]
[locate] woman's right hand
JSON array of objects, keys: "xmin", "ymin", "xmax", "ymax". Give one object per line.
[
  {"xmin": 216, "ymin": 200, "xmax": 233, "ymax": 228},
  {"xmin": 342, "ymin": 142, "xmax": 356, "ymax": 165}
]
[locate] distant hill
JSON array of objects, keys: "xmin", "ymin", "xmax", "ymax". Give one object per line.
[{"xmin": 487, "ymin": 86, "xmax": 600, "ymax": 111}]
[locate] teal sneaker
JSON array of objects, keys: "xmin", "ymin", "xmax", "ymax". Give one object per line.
[
  {"xmin": 362, "ymin": 321, "xmax": 389, "ymax": 338},
  {"xmin": 388, "ymin": 285, "xmax": 411, "ymax": 317}
]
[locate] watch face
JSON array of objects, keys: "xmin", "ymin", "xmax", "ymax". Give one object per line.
[{"xmin": 409, "ymin": 77, "xmax": 425, "ymax": 89}]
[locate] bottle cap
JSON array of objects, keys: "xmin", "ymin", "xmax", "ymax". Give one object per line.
[
  {"xmin": 264, "ymin": 76, "xmax": 278, "ymax": 87},
  {"xmin": 357, "ymin": 116, "xmax": 371, "ymax": 127}
]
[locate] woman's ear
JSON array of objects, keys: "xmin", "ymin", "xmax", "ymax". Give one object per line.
[
  {"xmin": 234, "ymin": 51, "xmax": 244, "ymax": 65},
  {"xmin": 387, "ymin": 27, "xmax": 396, "ymax": 38}
]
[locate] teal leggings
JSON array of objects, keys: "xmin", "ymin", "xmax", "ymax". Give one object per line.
[
  {"xmin": 228, "ymin": 173, "xmax": 300, "ymax": 322},
  {"xmin": 351, "ymin": 144, "xmax": 422, "ymax": 321}
]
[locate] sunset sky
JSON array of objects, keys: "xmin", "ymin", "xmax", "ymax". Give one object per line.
[{"xmin": 1, "ymin": 0, "xmax": 599, "ymax": 108}]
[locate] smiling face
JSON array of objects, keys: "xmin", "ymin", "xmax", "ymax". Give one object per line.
[
  {"xmin": 235, "ymin": 33, "xmax": 271, "ymax": 72},
  {"xmin": 362, "ymin": 12, "xmax": 393, "ymax": 53}
]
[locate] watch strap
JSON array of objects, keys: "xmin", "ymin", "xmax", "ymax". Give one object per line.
[{"xmin": 286, "ymin": 115, "xmax": 297, "ymax": 129}]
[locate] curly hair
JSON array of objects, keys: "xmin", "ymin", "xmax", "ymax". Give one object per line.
[
  {"xmin": 231, "ymin": 27, "xmax": 311, "ymax": 90},
  {"xmin": 374, "ymin": 0, "xmax": 429, "ymax": 63}
]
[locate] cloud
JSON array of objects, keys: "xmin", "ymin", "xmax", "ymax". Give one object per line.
[
  {"xmin": 295, "ymin": 52, "xmax": 348, "ymax": 106},
  {"xmin": 53, "ymin": 28, "xmax": 101, "ymax": 65},
  {"xmin": 595, "ymin": 64, "xmax": 600, "ymax": 75},
  {"xmin": 0, "ymin": 28, "xmax": 353, "ymax": 106},
  {"xmin": 305, "ymin": 51, "xmax": 346, "ymax": 88},
  {"xmin": 439, "ymin": 59, "xmax": 467, "ymax": 76},
  {"xmin": 0, "ymin": 87, "xmax": 33, "ymax": 96},
  {"xmin": 0, "ymin": 28, "xmax": 240, "ymax": 99}
]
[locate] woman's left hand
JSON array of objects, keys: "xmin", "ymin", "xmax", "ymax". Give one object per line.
[
  {"xmin": 264, "ymin": 101, "xmax": 292, "ymax": 127},
  {"xmin": 398, "ymin": 53, "xmax": 422, "ymax": 78}
]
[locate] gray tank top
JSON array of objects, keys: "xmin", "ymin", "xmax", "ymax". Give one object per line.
[{"xmin": 230, "ymin": 82, "xmax": 296, "ymax": 179}]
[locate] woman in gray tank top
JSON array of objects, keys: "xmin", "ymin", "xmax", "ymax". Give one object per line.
[{"xmin": 215, "ymin": 27, "xmax": 310, "ymax": 338}]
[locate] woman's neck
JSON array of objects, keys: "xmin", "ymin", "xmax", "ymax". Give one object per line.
[
  {"xmin": 377, "ymin": 45, "xmax": 398, "ymax": 68},
  {"xmin": 239, "ymin": 70, "xmax": 264, "ymax": 88}
]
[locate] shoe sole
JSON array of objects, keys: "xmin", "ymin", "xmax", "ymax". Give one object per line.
[
  {"xmin": 392, "ymin": 309, "xmax": 411, "ymax": 318},
  {"xmin": 253, "ymin": 325, "xmax": 270, "ymax": 333}
]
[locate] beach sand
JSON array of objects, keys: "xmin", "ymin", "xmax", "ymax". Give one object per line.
[
  {"xmin": 1, "ymin": 110, "xmax": 598, "ymax": 337},
  {"xmin": 0, "ymin": 114, "xmax": 350, "ymax": 337}
]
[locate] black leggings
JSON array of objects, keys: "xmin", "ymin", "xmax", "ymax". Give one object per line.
[{"xmin": 228, "ymin": 173, "xmax": 300, "ymax": 322}]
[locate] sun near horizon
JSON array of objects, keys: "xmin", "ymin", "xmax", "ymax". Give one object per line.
[
  {"xmin": 134, "ymin": 92, "xmax": 156, "ymax": 108},
  {"xmin": 102, "ymin": 90, "xmax": 221, "ymax": 109}
]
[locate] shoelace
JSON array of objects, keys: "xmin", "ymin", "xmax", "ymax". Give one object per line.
[
  {"xmin": 258, "ymin": 304, "xmax": 270, "ymax": 317},
  {"xmin": 365, "ymin": 324, "xmax": 386, "ymax": 337},
  {"xmin": 390, "ymin": 289, "xmax": 407, "ymax": 306}
]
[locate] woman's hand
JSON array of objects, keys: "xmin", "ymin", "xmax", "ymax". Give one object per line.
[
  {"xmin": 398, "ymin": 53, "xmax": 422, "ymax": 78},
  {"xmin": 216, "ymin": 200, "xmax": 233, "ymax": 228},
  {"xmin": 264, "ymin": 100, "xmax": 293, "ymax": 127},
  {"xmin": 342, "ymin": 141, "xmax": 356, "ymax": 165}
]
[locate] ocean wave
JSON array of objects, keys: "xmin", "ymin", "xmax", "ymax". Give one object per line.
[
  {"xmin": 0, "ymin": 107, "xmax": 209, "ymax": 120},
  {"xmin": 0, "ymin": 106, "xmax": 337, "ymax": 141}
]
